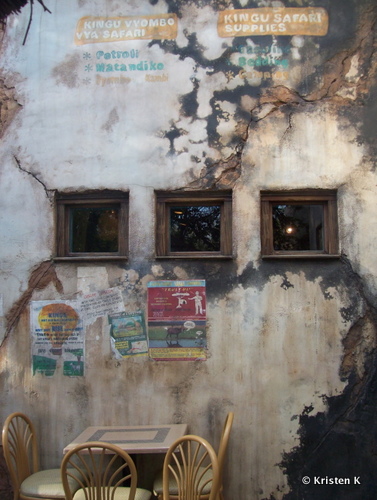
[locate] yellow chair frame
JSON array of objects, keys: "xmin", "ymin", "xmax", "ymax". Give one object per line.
[
  {"xmin": 2, "ymin": 411, "xmax": 67, "ymax": 500},
  {"xmin": 60, "ymin": 440, "xmax": 152, "ymax": 500},
  {"xmin": 162, "ymin": 434, "xmax": 220, "ymax": 500},
  {"xmin": 154, "ymin": 412, "xmax": 234, "ymax": 500},
  {"xmin": 216, "ymin": 412, "xmax": 234, "ymax": 500}
]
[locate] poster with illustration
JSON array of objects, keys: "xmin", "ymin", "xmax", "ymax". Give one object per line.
[
  {"xmin": 108, "ymin": 311, "xmax": 148, "ymax": 358},
  {"xmin": 147, "ymin": 280, "xmax": 207, "ymax": 361},
  {"xmin": 30, "ymin": 301, "xmax": 84, "ymax": 376}
]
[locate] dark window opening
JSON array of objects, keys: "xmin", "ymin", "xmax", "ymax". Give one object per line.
[
  {"xmin": 70, "ymin": 206, "xmax": 119, "ymax": 253},
  {"xmin": 272, "ymin": 204, "xmax": 324, "ymax": 251},
  {"xmin": 261, "ymin": 190, "xmax": 339, "ymax": 258},
  {"xmin": 55, "ymin": 191, "xmax": 128, "ymax": 261},
  {"xmin": 156, "ymin": 191, "xmax": 232, "ymax": 258},
  {"xmin": 170, "ymin": 205, "xmax": 221, "ymax": 252}
]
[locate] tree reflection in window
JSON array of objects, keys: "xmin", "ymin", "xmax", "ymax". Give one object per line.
[
  {"xmin": 170, "ymin": 205, "xmax": 221, "ymax": 252},
  {"xmin": 70, "ymin": 206, "xmax": 119, "ymax": 252},
  {"xmin": 272, "ymin": 204, "xmax": 324, "ymax": 251}
]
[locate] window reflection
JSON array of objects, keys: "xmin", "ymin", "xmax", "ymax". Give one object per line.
[
  {"xmin": 70, "ymin": 206, "xmax": 119, "ymax": 252},
  {"xmin": 170, "ymin": 205, "xmax": 221, "ymax": 252},
  {"xmin": 272, "ymin": 204, "xmax": 324, "ymax": 251}
]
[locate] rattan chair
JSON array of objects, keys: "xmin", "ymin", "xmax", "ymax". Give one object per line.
[
  {"xmin": 60, "ymin": 440, "xmax": 152, "ymax": 500},
  {"xmin": 161, "ymin": 434, "xmax": 220, "ymax": 500},
  {"xmin": 2, "ymin": 411, "xmax": 80, "ymax": 500},
  {"xmin": 153, "ymin": 413, "xmax": 233, "ymax": 500}
]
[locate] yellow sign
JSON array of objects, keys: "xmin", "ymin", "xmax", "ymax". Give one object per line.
[
  {"xmin": 218, "ymin": 8, "xmax": 328, "ymax": 37},
  {"xmin": 75, "ymin": 14, "xmax": 178, "ymax": 45}
]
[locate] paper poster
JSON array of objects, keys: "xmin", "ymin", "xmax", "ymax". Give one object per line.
[
  {"xmin": 108, "ymin": 311, "xmax": 148, "ymax": 358},
  {"xmin": 147, "ymin": 280, "xmax": 207, "ymax": 361},
  {"xmin": 80, "ymin": 287, "xmax": 125, "ymax": 324},
  {"xmin": 30, "ymin": 301, "xmax": 84, "ymax": 376}
]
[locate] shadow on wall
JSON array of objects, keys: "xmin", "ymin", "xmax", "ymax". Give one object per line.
[{"xmin": 280, "ymin": 356, "xmax": 377, "ymax": 500}]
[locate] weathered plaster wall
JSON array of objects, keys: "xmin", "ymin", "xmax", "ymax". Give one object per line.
[{"xmin": 0, "ymin": 1, "xmax": 376, "ymax": 499}]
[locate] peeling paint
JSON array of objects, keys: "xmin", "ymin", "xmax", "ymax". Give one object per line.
[
  {"xmin": 52, "ymin": 54, "xmax": 82, "ymax": 88},
  {"xmin": 0, "ymin": 78, "xmax": 22, "ymax": 138},
  {"xmin": 4, "ymin": 261, "xmax": 63, "ymax": 341}
]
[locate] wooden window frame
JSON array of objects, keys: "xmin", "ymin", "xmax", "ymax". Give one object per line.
[
  {"xmin": 155, "ymin": 191, "xmax": 233, "ymax": 258},
  {"xmin": 260, "ymin": 190, "xmax": 339, "ymax": 259},
  {"xmin": 55, "ymin": 190, "xmax": 129, "ymax": 261}
]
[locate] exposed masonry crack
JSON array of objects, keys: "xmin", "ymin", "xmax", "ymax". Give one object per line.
[
  {"xmin": 244, "ymin": 86, "xmax": 305, "ymax": 147},
  {"xmin": 281, "ymin": 112, "xmax": 294, "ymax": 143},
  {"xmin": 341, "ymin": 316, "xmax": 373, "ymax": 381},
  {"xmin": 188, "ymin": 150, "xmax": 242, "ymax": 190},
  {"xmin": 244, "ymin": 19, "xmax": 374, "ymax": 142},
  {"xmin": 4, "ymin": 260, "xmax": 63, "ymax": 342},
  {"xmin": 340, "ymin": 255, "xmax": 371, "ymax": 301},
  {"xmin": 335, "ymin": 255, "xmax": 377, "ymax": 383},
  {"xmin": 305, "ymin": 51, "xmax": 352, "ymax": 102},
  {"xmin": 13, "ymin": 155, "xmax": 55, "ymax": 204},
  {"xmin": 186, "ymin": 6, "xmax": 376, "ymax": 192},
  {"xmin": 306, "ymin": 7, "xmax": 377, "ymax": 102},
  {"xmin": 188, "ymin": 105, "xmax": 253, "ymax": 189},
  {"xmin": 189, "ymin": 81, "xmax": 305, "ymax": 187},
  {"xmin": 190, "ymin": 113, "xmax": 252, "ymax": 190},
  {"xmin": 0, "ymin": 78, "xmax": 22, "ymax": 138},
  {"xmin": 252, "ymin": 7, "xmax": 376, "ymax": 114},
  {"xmin": 249, "ymin": 87, "xmax": 306, "ymax": 137}
]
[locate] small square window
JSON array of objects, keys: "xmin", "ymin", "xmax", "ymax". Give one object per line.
[
  {"xmin": 155, "ymin": 191, "xmax": 233, "ymax": 258},
  {"xmin": 55, "ymin": 191, "xmax": 129, "ymax": 261},
  {"xmin": 261, "ymin": 190, "xmax": 339, "ymax": 258}
]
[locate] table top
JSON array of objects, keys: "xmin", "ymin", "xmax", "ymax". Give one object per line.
[{"xmin": 63, "ymin": 423, "xmax": 189, "ymax": 455}]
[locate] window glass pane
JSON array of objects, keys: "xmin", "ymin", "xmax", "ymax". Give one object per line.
[
  {"xmin": 170, "ymin": 205, "xmax": 221, "ymax": 252},
  {"xmin": 272, "ymin": 204, "xmax": 324, "ymax": 251},
  {"xmin": 70, "ymin": 206, "xmax": 119, "ymax": 252}
]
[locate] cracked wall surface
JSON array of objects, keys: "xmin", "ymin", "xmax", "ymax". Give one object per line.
[
  {"xmin": 0, "ymin": 1, "xmax": 376, "ymax": 499},
  {"xmin": 0, "ymin": 80, "xmax": 21, "ymax": 139}
]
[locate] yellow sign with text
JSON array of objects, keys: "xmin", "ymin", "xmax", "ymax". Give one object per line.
[
  {"xmin": 218, "ymin": 8, "xmax": 328, "ymax": 37},
  {"xmin": 75, "ymin": 14, "xmax": 178, "ymax": 45}
]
